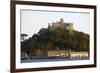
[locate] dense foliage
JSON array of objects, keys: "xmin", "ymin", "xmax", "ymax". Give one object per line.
[{"xmin": 21, "ymin": 25, "xmax": 89, "ymax": 55}]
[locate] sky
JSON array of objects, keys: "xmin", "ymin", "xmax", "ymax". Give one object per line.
[{"xmin": 21, "ymin": 9, "xmax": 90, "ymax": 38}]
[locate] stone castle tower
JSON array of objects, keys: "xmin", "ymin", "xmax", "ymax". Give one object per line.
[{"xmin": 51, "ymin": 19, "xmax": 73, "ymax": 31}]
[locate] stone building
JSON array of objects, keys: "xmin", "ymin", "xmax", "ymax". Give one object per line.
[
  {"xmin": 48, "ymin": 50, "xmax": 89, "ymax": 59},
  {"xmin": 52, "ymin": 18, "xmax": 73, "ymax": 31}
]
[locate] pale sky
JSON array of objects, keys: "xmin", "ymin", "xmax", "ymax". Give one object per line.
[{"xmin": 21, "ymin": 9, "xmax": 90, "ymax": 38}]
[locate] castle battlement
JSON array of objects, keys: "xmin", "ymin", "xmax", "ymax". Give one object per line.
[{"xmin": 51, "ymin": 19, "xmax": 73, "ymax": 30}]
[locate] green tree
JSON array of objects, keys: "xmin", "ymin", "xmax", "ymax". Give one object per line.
[{"xmin": 21, "ymin": 34, "xmax": 28, "ymax": 41}]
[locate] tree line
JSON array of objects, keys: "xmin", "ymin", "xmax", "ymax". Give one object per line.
[{"xmin": 21, "ymin": 25, "xmax": 89, "ymax": 56}]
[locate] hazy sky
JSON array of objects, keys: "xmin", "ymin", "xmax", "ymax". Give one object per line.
[{"xmin": 21, "ymin": 9, "xmax": 90, "ymax": 38}]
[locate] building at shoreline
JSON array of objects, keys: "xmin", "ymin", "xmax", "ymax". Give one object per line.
[{"xmin": 21, "ymin": 19, "xmax": 89, "ymax": 60}]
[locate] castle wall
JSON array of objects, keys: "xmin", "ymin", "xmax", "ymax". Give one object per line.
[{"xmin": 51, "ymin": 19, "xmax": 73, "ymax": 30}]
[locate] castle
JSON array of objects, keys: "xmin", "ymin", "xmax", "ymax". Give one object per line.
[{"xmin": 51, "ymin": 18, "xmax": 73, "ymax": 31}]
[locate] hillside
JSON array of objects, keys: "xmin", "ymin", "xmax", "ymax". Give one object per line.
[{"xmin": 21, "ymin": 25, "xmax": 89, "ymax": 55}]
